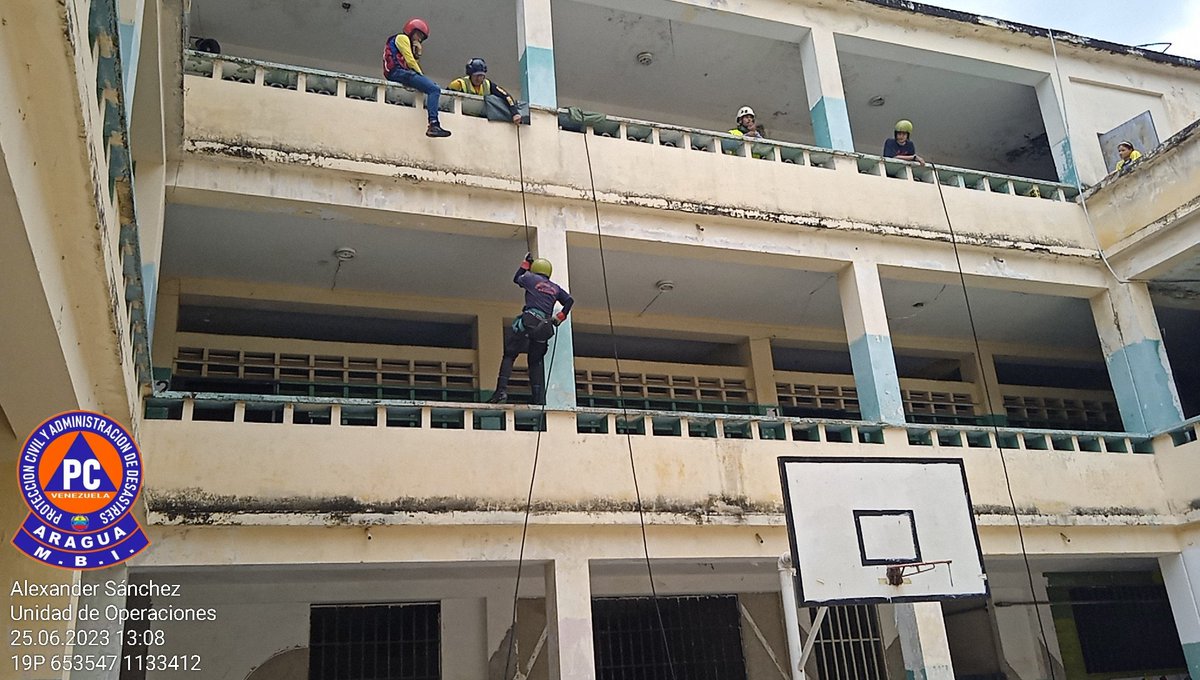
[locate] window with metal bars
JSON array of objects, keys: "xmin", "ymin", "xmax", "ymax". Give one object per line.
[
  {"xmin": 592, "ymin": 595, "xmax": 747, "ymax": 680},
  {"xmin": 308, "ymin": 603, "xmax": 440, "ymax": 680},
  {"xmin": 811, "ymin": 604, "xmax": 887, "ymax": 680}
]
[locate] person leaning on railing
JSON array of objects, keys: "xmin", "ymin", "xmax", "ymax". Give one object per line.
[
  {"xmin": 448, "ymin": 58, "xmax": 522, "ymax": 124},
  {"xmin": 1115, "ymin": 140, "xmax": 1142, "ymax": 175},
  {"xmin": 884, "ymin": 119, "xmax": 925, "ymax": 166},
  {"xmin": 383, "ymin": 17, "xmax": 451, "ymax": 138}
]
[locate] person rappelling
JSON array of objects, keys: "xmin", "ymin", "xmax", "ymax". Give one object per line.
[{"xmin": 487, "ymin": 252, "xmax": 573, "ymax": 405}]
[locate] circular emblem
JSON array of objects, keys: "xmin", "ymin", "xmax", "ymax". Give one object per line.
[{"xmin": 17, "ymin": 410, "xmax": 143, "ymax": 534}]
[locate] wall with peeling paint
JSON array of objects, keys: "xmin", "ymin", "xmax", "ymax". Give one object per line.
[{"xmin": 181, "ymin": 78, "xmax": 1097, "ymax": 253}]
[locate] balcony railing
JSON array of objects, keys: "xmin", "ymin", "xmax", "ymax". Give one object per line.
[
  {"xmin": 182, "ymin": 50, "xmax": 1080, "ymax": 204},
  {"xmin": 89, "ymin": 0, "xmax": 152, "ymax": 387},
  {"xmin": 144, "ymin": 391, "xmax": 1181, "ymax": 455}
]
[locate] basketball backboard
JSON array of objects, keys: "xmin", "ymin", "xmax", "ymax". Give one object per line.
[{"xmin": 778, "ymin": 456, "xmax": 988, "ymax": 605}]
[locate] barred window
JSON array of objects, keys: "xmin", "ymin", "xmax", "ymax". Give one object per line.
[
  {"xmin": 309, "ymin": 603, "xmax": 440, "ymax": 680},
  {"xmin": 593, "ymin": 595, "xmax": 747, "ymax": 680},
  {"xmin": 811, "ymin": 604, "xmax": 887, "ymax": 680}
]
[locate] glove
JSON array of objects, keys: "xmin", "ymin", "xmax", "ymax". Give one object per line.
[
  {"xmin": 524, "ymin": 252, "xmax": 534, "ymax": 263},
  {"xmin": 553, "ymin": 311, "xmax": 566, "ymax": 326},
  {"xmin": 521, "ymin": 252, "xmax": 534, "ymax": 270}
]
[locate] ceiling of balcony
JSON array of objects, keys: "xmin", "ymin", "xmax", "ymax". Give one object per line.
[
  {"xmin": 161, "ymin": 202, "xmax": 1108, "ymax": 355},
  {"xmin": 186, "ymin": 0, "xmax": 1059, "ymax": 179}
]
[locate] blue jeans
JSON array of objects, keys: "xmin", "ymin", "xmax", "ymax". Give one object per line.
[{"xmin": 386, "ymin": 68, "xmax": 441, "ymax": 124}]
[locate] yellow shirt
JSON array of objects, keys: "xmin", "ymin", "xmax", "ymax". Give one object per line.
[
  {"xmin": 1116, "ymin": 149, "xmax": 1142, "ymax": 172},
  {"xmin": 390, "ymin": 34, "xmax": 422, "ymax": 74}
]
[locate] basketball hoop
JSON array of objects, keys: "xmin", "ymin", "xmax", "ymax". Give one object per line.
[{"xmin": 885, "ymin": 560, "xmax": 954, "ymax": 587}]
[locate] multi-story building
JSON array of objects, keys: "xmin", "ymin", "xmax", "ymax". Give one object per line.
[{"xmin": 3, "ymin": 0, "xmax": 1200, "ymax": 678}]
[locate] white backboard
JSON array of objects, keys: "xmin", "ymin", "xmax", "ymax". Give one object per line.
[{"xmin": 778, "ymin": 456, "xmax": 988, "ymax": 605}]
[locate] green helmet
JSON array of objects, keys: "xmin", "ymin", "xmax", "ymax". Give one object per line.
[
  {"xmin": 894, "ymin": 119, "xmax": 913, "ymax": 134},
  {"xmin": 531, "ymin": 258, "xmax": 552, "ymax": 276}
]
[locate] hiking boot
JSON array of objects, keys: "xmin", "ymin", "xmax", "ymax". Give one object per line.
[
  {"xmin": 426, "ymin": 123, "xmax": 451, "ymax": 138},
  {"xmin": 486, "ymin": 391, "xmax": 508, "ymax": 404}
]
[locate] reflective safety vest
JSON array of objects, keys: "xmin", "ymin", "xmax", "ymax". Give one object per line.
[{"xmin": 450, "ymin": 76, "xmax": 490, "ymax": 96}]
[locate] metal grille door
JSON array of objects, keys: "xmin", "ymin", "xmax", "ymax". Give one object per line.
[
  {"xmin": 593, "ymin": 595, "xmax": 747, "ymax": 680},
  {"xmin": 309, "ymin": 603, "xmax": 440, "ymax": 680},
  {"xmin": 812, "ymin": 605, "xmax": 886, "ymax": 680}
]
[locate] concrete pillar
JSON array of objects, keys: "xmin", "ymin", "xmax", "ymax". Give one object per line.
[
  {"xmin": 545, "ymin": 558, "xmax": 596, "ymax": 680},
  {"xmin": 1090, "ymin": 282, "xmax": 1184, "ymax": 433},
  {"xmin": 963, "ymin": 347, "xmax": 1007, "ymax": 426},
  {"xmin": 443, "ymin": 598, "xmax": 489, "ymax": 680},
  {"xmin": 799, "ymin": 27, "xmax": 854, "ymax": 152},
  {"xmin": 70, "ymin": 566, "xmax": 128, "ymax": 680},
  {"xmin": 741, "ymin": 336, "xmax": 779, "ymax": 409},
  {"xmin": 838, "ymin": 261, "xmax": 905, "ymax": 425},
  {"xmin": 1035, "ymin": 76, "xmax": 1079, "ymax": 186},
  {"xmin": 895, "ymin": 602, "xmax": 954, "ymax": 680},
  {"xmin": 477, "ymin": 309, "xmax": 507, "ymax": 399},
  {"xmin": 1161, "ymin": 542, "xmax": 1200, "ymax": 677},
  {"xmin": 517, "ymin": 0, "xmax": 556, "ymax": 108},
  {"xmin": 535, "ymin": 226, "xmax": 576, "ymax": 409}
]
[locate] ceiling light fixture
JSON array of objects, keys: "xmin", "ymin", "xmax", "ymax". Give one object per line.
[
  {"xmin": 333, "ymin": 247, "xmax": 357, "ymax": 261},
  {"xmin": 655, "ymin": 280, "xmax": 676, "ymax": 292},
  {"xmin": 636, "ymin": 51, "xmax": 654, "ymax": 66},
  {"xmin": 868, "ymin": 96, "xmax": 886, "ymax": 107}
]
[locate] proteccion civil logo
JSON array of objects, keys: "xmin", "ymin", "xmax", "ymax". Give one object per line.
[{"xmin": 12, "ymin": 410, "xmax": 150, "ymax": 569}]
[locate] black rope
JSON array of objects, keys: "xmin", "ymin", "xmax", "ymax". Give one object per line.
[
  {"xmin": 582, "ymin": 131, "xmax": 680, "ymax": 680},
  {"xmin": 931, "ymin": 163, "xmax": 1058, "ymax": 679},
  {"xmin": 501, "ymin": 121, "xmax": 559, "ymax": 680}
]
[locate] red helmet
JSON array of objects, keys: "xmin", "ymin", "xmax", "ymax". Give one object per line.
[{"xmin": 403, "ymin": 18, "xmax": 429, "ymax": 39}]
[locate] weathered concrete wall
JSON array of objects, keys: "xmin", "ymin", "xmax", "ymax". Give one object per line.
[
  {"xmin": 1089, "ymin": 119, "xmax": 1200, "ymax": 276},
  {"xmin": 182, "ymin": 76, "xmax": 1096, "ymax": 254},
  {"xmin": 140, "ymin": 415, "xmax": 1175, "ymax": 531}
]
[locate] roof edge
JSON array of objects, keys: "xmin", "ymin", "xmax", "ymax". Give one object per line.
[{"xmin": 858, "ymin": 0, "xmax": 1200, "ymax": 71}]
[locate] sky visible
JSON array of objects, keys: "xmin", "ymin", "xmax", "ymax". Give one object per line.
[{"xmin": 923, "ymin": 0, "xmax": 1200, "ymax": 61}]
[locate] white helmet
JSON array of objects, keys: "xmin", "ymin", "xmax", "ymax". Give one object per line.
[{"xmin": 736, "ymin": 106, "xmax": 755, "ymax": 121}]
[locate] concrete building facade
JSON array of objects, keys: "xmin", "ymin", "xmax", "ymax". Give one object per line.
[{"xmin": 3, "ymin": 0, "xmax": 1200, "ymax": 678}]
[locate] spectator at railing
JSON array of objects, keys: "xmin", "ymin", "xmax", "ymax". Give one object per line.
[
  {"xmin": 1115, "ymin": 140, "xmax": 1142, "ymax": 175},
  {"xmin": 383, "ymin": 17, "xmax": 451, "ymax": 138},
  {"xmin": 884, "ymin": 119, "xmax": 925, "ymax": 166},
  {"xmin": 449, "ymin": 58, "xmax": 522, "ymax": 124},
  {"xmin": 729, "ymin": 106, "xmax": 764, "ymax": 139}
]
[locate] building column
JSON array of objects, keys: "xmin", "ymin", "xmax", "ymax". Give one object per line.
[
  {"xmin": 1090, "ymin": 282, "xmax": 1183, "ymax": 433},
  {"xmin": 517, "ymin": 0, "xmax": 556, "ymax": 108},
  {"xmin": 535, "ymin": 226, "xmax": 576, "ymax": 409},
  {"xmin": 839, "ymin": 261, "xmax": 905, "ymax": 425},
  {"xmin": 741, "ymin": 336, "xmax": 778, "ymax": 409},
  {"xmin": 477, "ymin": 309, "xmax": 507, "ymax": 400},
  {"xmin": 70, "ymin": 566, "xmax": 128, "ymax": 680},
  {"xmin": 799, "ymin": 27, "xmax": 854, "ymax": 152},
  {"xmin": 1035, "ymin": 76, "xmax": 1079, "ymax": 186},
  {"xmin": 1161, "ymin": 541, "xmax": 1200, "ymax": 677},
  {"xmin": 963, "ymin": 347, "xmax": 1007, "ymax": 426},
  {"xmin": 545, "ymin": 558, "xmax": 596, "ymax": 680},
  {"xmin": 895, "ymin": 602, "xmax": 954, "ymax": 680}
]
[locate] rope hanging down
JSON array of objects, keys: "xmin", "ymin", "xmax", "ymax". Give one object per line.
[
  {"xmin": 930, "ymin": 162, "xmax": 1057, "ymax": 680},
  {"xmin": 501, "ymin": 122, "xmax": 561, "ymax": 680},
  {"xmin": 582, "ymin": 131, "xmax": 680, "ymax": 680}
]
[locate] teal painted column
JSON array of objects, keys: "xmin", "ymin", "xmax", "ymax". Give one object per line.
[
  {"xmin": 1035, "ymin": 76, "xmax": 1079, "ymax": 186},
  {"xmin": 1090, "ymin": 283, "xmax": 1184, "ymax": 434},
  {"xmin": 895, "ymin": 602, "xmax": 955, "ymax": 680},
  {"xmin": 536, "ymin": 226, "xmax": 575, "ymax": 409},
  {"xmin": 800, "ymin": 28, "xmax": 854, "ymax": 152},
  {"xmin": 839, "ymin": 261, "xmax": 905, "ymax": 425},
  {"xmin": 1160, "ymin": 546, "xmax": 1200, "ymax": 677},
  {"xmin": 517, "ymin": 0, "xmax": 557, "ymax": 108}
]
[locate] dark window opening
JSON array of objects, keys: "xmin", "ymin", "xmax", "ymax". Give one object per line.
[
  {"xmin": 1067, "ymin": 584, "xmax": 1186, "ymax": 674},
  {"xmin": 812, "ymin": 604, "xmax": 886, "ymax": 680},
  {"xmin": 309, "ymin": 603, "xmax": 440, "ymax": 680},
  {"xmin": 593, "ymin": 595, "xmax": 746, "ymax": 680}
]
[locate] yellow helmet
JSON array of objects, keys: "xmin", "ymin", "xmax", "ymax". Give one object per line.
[
  {"xmin": 530, "ymin": 258, "xmax": 552, "ymax": 276},
  {"xmin": 894, "ymin": 119, "xmax": 914, "ymax": 133}
]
